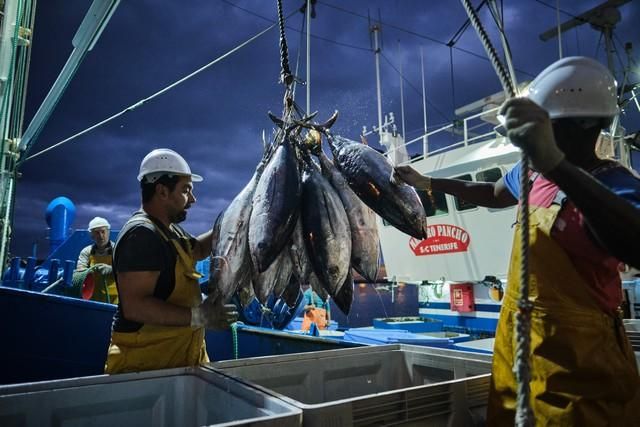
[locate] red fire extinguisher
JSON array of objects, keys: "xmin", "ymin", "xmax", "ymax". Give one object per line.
[{"xmin": 449, "ymin": 283, "xmax": 475, "ymax": 313}]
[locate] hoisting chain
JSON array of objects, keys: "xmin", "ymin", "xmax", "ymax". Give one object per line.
[{"xmin": 459, "ymin": 1, "xmax": 533, "ymax": 425}]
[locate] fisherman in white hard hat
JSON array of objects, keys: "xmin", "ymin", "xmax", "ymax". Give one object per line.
[
  {"xmin": 75, "ymin": 216, "xmax": 118, "ymax": 304},
  {"xmin": 394, "ymin": 57, "xmax": 640, "ymax": 422},
  {"xmin": 104, "ymin": 148, "xmax": 238, "ymax": 374}
]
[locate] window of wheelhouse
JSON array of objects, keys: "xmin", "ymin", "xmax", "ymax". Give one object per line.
[
  {"xmin": 476, "ymin": 167, "xmax": 505, "ymax": 211},
  {"xmin": 452, "ymin": 174, "xmax": 476, "ymax": 211},
  {"xmin": 476, "ymin": 167, "xmax": 502, "ymax": 184},
  {"xmin": 416, "ymin": 187, "xmax": 448, "ymax": 217}
]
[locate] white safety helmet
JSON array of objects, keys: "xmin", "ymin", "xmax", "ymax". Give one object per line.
[
  {"xmin": 527, "ymin": 56, "xmax": 618, "ymax": 120},
  {"xmin": 137, "ymin": 148, "xmax": 203, "ymax": 183},
  {"xmin": 88, "ymin": 216, "xmax": 110, "ymax": 231}
]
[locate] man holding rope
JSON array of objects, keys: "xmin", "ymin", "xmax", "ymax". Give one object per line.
[{"xmin": 394, "ymin": 56, "xmax": 640, "ymax": 424}]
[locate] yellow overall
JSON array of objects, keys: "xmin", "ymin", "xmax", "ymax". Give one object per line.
[
  {"xmin": 104, "ymin": 221, "xmax": 208, "ymax": 374},
  {"xmin": 487, "ymin": 204, "xmax": 640, "ymax": 426},
  {"xmin": 88, "ymin": 251, "xmax": 118, "ymax": 304}
]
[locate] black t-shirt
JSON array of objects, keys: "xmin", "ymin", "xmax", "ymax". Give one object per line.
[{"xmin": 111, "ymin": 212, "xmax": 194, "ymax": 332}]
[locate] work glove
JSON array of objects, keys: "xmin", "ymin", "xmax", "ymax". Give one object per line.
[
  {"xmin": 392, "ymin": 165, "xmax": 432, "ymax": 191},
  {"xmin": 499, "ymin": 97, "xmax": 565, "ymax": 174},
  {"xmin": 92, "ymin": 263, "xmax": 113, "ymax": 276},
  {"xmin": 191, "ymin": 296, "xmax": 238, "ymax": 330}
]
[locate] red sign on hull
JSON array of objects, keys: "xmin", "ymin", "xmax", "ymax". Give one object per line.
[{"xmin": 409, "ymin": 224, "xmax": 470, "ymax": 256}]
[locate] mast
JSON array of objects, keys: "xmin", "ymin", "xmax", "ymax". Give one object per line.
[
  {"xmin": 306, "ymin": 0, "xmax": 311, "ymax": 113},
  {"xmin": 0, "ymin": 0, "xmax": 37, "ymax": 274},
  {"xmin": 371, "ymin": 22, "xmax": 383, "ymax": 139},
  {"xmin": 398, "ymin": 41, "xmax": 406, "ymax": 140},
  {"xmin": 420, "ymin": 47, "xmax": 428, "ymax": 156}
]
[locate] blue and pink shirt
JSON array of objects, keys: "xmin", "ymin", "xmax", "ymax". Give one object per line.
[{"xmin": 504, "ymin": 161, "xmax": 640, "ymax": 314}]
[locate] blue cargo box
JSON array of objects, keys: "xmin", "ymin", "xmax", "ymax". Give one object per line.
[
  {"xmin": 343, "ymin": 328, "xmax": 454, "ymax": 348},
  {"xmin": 372, "ymin": 317, "xmax": 443, "ymax": 333}
]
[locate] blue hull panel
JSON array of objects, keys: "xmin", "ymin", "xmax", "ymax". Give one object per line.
[{"xmin": 0, "ymin": 287, "xmax": 360, "ymax": 385}]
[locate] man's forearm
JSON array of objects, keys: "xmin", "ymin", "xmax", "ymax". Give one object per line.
[
  {"xmin": 122, "ymin": 296, "xmax": 192, "ymax": 326},
  {"xmin": 193, "ymin": 229, "xmax": 214, "ymax": 260},
  {"xmin": 546, "ymin": 160, "xmax": 640, "ymax": 268},
  {"xmin": 431, "ymin": 178, "xmax": 513, "ymax": 209}
]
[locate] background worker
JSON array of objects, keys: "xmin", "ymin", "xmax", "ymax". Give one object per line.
[
  {"xmin": 105, "ymin": 148, "xmax": 237, "ymax": 374},
  {"xmin": 75, "ymin": 216, "xmax": 117, "ymax": 304},
  {"xmin": 394, "ymin": 56, "xmax": 640, "ymax": 424},
  {"xmin": 301, "ymin": 286, "xmax": 331, "ymax": 331}
]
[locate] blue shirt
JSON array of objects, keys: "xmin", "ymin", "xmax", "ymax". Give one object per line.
[{"xmin": 503, "ymin": 161, "xmax": 640, "ymax": 209}]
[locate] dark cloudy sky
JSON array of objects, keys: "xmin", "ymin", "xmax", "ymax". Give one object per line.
[{"xmin": 13, "ymin": 0, "xmax": 640, "ymax": 258}]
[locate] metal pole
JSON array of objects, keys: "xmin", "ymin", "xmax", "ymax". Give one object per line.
[
  {"xmin": 488, "ymin": 0, "xmax": 518, "ymax": 89},
  {"xmin": 372, "ymin": 23, "xmax": 383, "ymax": 138},
  {"xmin": 556, "ymin": 0, "xmax": 563, "ymax": 59},
  {"xmin": 420, "ymin": 47, "xmax": 428, "ymax": 156},
  {"xmin": 604, "ymin": 28, "xmax": 615, "ymax": 77},
  {"xmin": 306, "ymin": 0, "xmax": 311, "ymax": 113},
  {"xmin": 398, "ymin": 41, "xmax": 406, "ymax": 140},
  {"xmin": 0, "ymin": 0, "xmax": 24, "ymax": 276}
]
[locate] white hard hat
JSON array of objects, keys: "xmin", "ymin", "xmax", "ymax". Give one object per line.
[
  {"xmin": 137, "ymin": 148, "xmax": 203, "ymax": 183},
  {"xmin": 88, "ymin": 216, "xmax": 110, "ymax": 230},
  {"xmin": 527, "ymin": 56, "xmax": 618, "ymax": 120}
]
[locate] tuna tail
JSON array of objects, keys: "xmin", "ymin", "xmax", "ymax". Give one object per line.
[
  {"xmin": 332, "ymin": 272, "xmax": 354, "ymax": 315},
  {"xmin": 280, "ymin": 277, "xmax": 301, "ymax": 308}
]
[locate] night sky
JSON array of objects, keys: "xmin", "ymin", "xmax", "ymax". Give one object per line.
[{"xmin": 12, "ymin": 0, "xmax": 640, "ymax": 259}]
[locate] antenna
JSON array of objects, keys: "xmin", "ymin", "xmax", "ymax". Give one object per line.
[
  {"xmin": 369, "ymin": 16, "xmax": 383, "ymax": 139},
  {"xmin": 538, "ymin": 0, "xmax": 631, "ymax": 76}
]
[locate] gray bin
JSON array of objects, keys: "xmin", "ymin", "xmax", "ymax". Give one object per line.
[
  {"xmin": 0, "ymin": 366, "xmax": 302, "ymax": 427},
  {"xmin": 209, "ymin": 344, "xmax": 492, "ymax": 427}
]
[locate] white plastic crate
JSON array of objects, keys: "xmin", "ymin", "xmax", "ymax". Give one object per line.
[
  {"xmin": 209, "ymin": 344, "xmax": 492, "ymax": 426},
  {"xmin": 0, "ymin": 366, "xmax": 302, "ymax": 427}
]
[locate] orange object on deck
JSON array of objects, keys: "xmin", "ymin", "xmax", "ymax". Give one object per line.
[{"xmin": 301, "ymin": 308, "xmax": 328, "ymax": 331}]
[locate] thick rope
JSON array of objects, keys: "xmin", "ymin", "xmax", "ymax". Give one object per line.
[
  {"xmin": 458, "ymin": 1, "xmax": 533, "ymax": 425},
  {"xmin": 277, "ymin": 0, "xmax": 293, "ymax": 86}
]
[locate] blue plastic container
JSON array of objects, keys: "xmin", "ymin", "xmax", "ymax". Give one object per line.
[
  {"xmin": 343, "ymin": 328, "xmax": 454, "ymax": 348},
  {"xmin": 372, "ymin": 316, "xmax": 443, "ymax": 333}
]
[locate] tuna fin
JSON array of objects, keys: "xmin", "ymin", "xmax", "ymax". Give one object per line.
[{"xmin": 332, "ymin": 273, "xmax": 354, "ymax": 315}]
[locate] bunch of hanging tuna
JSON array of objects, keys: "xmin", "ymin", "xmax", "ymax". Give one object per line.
[{"xmin": 208, "ymin": 110, "xmax": 428, "ymax": 317}]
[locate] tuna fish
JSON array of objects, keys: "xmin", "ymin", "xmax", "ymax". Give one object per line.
[
  {"xmin": 248, "ymin": 135, "xmax": 301, "ymax": 273},
  {"xmin": 317, "ymin": 149, "xmax": 380, "ymax": 283},
  {"xmin": 280, "ymin": 276, "xmax": 302, "ymax": 308},
  {"xmin": 288, "ymin": 217, "xmax": 313, "ymax": 284},
  {"xmin": 300, "ymin": 160, "xmax": 351, "ymax": 295},
  {"xmin": 252, "ymin": 248, "xmax": 293, "ymax": 304},
  {"xmin": 308, "ymin": 271, "xmax": 329, "ymax": 302},
  {"xmin": 332, "ymin": 270, "xmax": 354, "ymax": 315},
  {"xmin": 327, "ymin": 133, "xmax": 427, "ymax": 240},
  {"xmin": 208, "ymin": 208, "xmax": 227, "ymax": 302},
  {"xmin": 210, "ymin": 175, "xmax": 257, "ymax": 303},
  {"xmin": 236, "ymin": 278, "xmax": 255, "ymax": 307}
]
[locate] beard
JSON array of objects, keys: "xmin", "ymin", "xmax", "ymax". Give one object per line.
[
  {"xmin": 169, "ymin": 203, "xmax": 191, "ymax": 224},
  {"xmin": 170, "ymin": 210, "xmax": 188, "ymax": 224}
]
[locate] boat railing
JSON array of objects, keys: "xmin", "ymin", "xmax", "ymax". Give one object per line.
[{"xmin": 382, "ymin": 105, "xmax": 502, "ymax": 165}]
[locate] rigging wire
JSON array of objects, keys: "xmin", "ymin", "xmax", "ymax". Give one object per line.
[
  {"xmin": 222, "ymin": 0, "xmax": 370, "ymax": 52},
  {"xmin": 379, "ymin": 51, "xmax": 451, "ymax": 122},
  {"xmin": 21, "ymin": 11, "xmax": 297, "ymax": 163},
  {"xmin": 318, "ymin": 0, "xmax": 537, "ymax": 78}
]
